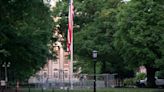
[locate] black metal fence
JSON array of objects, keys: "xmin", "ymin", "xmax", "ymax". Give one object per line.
[
  {"xmin": 28, "ymin": 74, "xmax": 119, "ymax": 89},
  {"xmin": 0, "ymin": 74, "xmax": 122, "ymax": 92}
]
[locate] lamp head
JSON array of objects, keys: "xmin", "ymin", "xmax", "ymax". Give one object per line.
[{"xmin": 92, "ymin": 50, "xmax": 98, "ymax": 59}]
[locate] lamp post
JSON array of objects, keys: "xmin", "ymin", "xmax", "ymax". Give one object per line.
[
  {"xmin": 2, "ymin": 62, "xmax": 10, "ymax": 88},
  {"xmin": 92, "ymin": 50, "xmax": 97, "ymax": 92}
]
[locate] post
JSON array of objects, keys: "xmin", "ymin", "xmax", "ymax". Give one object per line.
[
  {"xmin": 93, "ymin": 59, "xmax": 96, "ymax": 92},
  {"xmin": 52, "ymin": 87, "xmax": 54, "ymax": 92},
  {"xmin": 2, "ymin": 62, "xmax": 10, "ymax": 89},
  {"xmin": 5, "ymin": 64, "xmax": 7, "ymax": 83},
  {"xmin": 92, "ymin": 50, "xmax": 97, "ymax": 92},
  {"xmin": 28, "ymin": 83, "xmax": 31, "ymax": 92},
  {"xmin": 70, "ymin": 39, "xmax": 73, "ymax": 89}
]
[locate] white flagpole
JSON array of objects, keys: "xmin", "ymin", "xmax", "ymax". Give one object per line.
[
  {"xmin": 70, "ymin": 31, "xmax": 73, "ymax": 89},
  {"xmin": 70, "ymin": 0, "xmax": 73, "ymax": 89}
]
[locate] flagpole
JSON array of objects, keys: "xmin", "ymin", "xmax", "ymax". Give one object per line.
[
  {"xmin": 70, "ymin": 29, "xmax": 73, "ymax": 89},
  {"xmin": 66, "ymin": 0, "xmax": 74, "ymax": 89},
  {"xmin": 70, "ymin": 0, "xmax": 73, "ymax": 89}
]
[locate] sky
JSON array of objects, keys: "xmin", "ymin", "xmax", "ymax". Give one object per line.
[{"xmin": 123, "ymin": 0, "xmax": 131, "ymax": 1}]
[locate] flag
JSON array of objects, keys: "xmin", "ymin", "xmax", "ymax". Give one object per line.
[{"xmin": 67, "ymin": 0, "xmax": 74, "ymax": 53}]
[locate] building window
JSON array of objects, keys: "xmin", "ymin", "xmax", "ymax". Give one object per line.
[
  {"xmin": 64, "ymin": 72, "xmax": 68, "ymax": 78},
  {"xmin": 64, "ymin": 70, "xmax": 68, "ymax": 71},
  {"xmin": 54, "ymin": 68, "xmax": 58, "ymax": 71},
  {"xmin": 44, "ymin": 72, "xmax": 47, "ymax": 78},
  {"xmin": 54, "ymin": 72, "xmax": 58, "ymax": 78},
  {"xmin": 53, "ymin": 59, "xmax": 58, "ymax": 64},
  {"xmin": 43, "ymin": 68, "xmax": 47, "ymax": 71}
]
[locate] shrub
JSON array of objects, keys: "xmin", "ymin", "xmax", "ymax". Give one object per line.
[
  {"xmin": 135, "ymin": 73, "xmax": 146, "ymax": 81},
  {"xmin": 123, "ymin": 78, "xmax": 136, "ymax": 87}
]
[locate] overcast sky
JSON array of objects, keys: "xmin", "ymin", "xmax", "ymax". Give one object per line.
[{"xmin": 123, "ymin": 0, "xmax": 131, "ymax": 2}]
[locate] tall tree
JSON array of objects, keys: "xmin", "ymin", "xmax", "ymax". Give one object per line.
[
  {"xmin": 114, "ymin": 0, "xmax": 164, "ymax": 87},
  {"xmin": 52, "ymin": 0, "xmax": 134, "ymax": 78},
  {"xmin": 0, "ymin": 0, "xmax": 53, "ymax": 81},
  {"xmin": 73, "ymin": 0, "xmax": 135, "ymax": 78}
]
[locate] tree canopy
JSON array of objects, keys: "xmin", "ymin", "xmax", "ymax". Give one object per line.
[
  {"xmin": 52, "ymin": 0, "xmax": 134, "ymax": 78},
  {"xmin": 53, "ymin": 0, "xmax": 164, "ymax": 87},
  {"xmin": 0, "ymin": 0, "xmax": 53, "ymax": 81},
  {"xmin": 114, "ymin": 0, "xmax": 164, "ymax": 87}
]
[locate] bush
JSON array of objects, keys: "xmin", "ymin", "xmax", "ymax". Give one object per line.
[
  {"xmin": 156, "ymin": 70, "xmax": 164, "ymax": 79},
  {"xmin": 123, "ymin": 78, "xmax": 136, "ymax": 87},
  {"xmin": 135, "ymin": 73, "xmax": 146, "ymax": 81}
]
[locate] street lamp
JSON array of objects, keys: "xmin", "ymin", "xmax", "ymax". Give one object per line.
[
  {"xmin": 2, "ymin": 62, "xmax": 10, "ymax": 88},
  {"xmin": 92, "ymin": 50, "xmax": 97, "ymax": 92},
  {"xmin": 92, "ymin": 50, "xmax": 98, "ymax": 59}
]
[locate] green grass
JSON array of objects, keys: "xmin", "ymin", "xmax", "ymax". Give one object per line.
[{"xmin": 19, "ymin": 88, "xmax": 164, "ymax": 92}]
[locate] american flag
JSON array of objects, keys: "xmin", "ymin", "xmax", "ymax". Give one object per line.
[{"xmin": 67, "ymin": 0, "xmax": 74, "ymax": 53}]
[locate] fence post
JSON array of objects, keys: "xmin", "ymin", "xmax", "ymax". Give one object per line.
[
  {"xmin": 15, "ymin": 87, "xmax": 17, "ymax": 92},
  {"xmin": 67, "ymin": 87, "xmax": 69, "ymax": 92},
  {"xmin": 15, "ymin": 84, "xmax": 17, "ymax": 92},
  {"xmin": 28, "ymin": 83, "xmax": 30, "ymax": 92},
  {"xmin": 52, "ymin": 87, "xmax": 54, "ymax": 92},
  {"xmin": 41, "ymin": 86, "xmax": 44, "ymax": 92}
]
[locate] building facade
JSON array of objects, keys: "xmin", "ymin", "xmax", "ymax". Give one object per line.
[
  {"xmin": 28, "ymin": 28, "xmax": 72, "ymax": 84},
  {"xmin": 29, "ymin": 0, "xmax": 76, "ymax": 84}
]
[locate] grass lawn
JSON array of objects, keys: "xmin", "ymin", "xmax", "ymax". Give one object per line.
[{"xmin": 18, "ymin": 88, "xmax": 164, "ymax": 92}]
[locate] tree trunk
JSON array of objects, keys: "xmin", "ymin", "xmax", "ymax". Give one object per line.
[
  {"xmin": 102, "ymin": 61, "xmax": 107, "ymax": 73},
  {"xmin": 145, "ymin": 66, "xmax": 157, "ymax": 88}
]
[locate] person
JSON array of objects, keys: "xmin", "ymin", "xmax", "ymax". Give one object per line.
[{"xmin": 0, "ymin": 80, "xmax": 6, "ymax": 92}]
